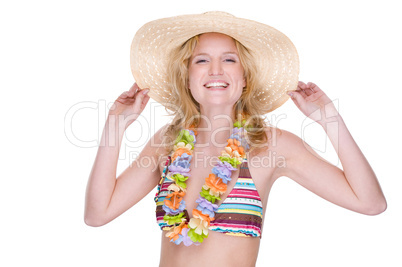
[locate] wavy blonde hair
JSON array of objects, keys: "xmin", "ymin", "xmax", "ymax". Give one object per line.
[{"xmin": 159, "ymin": 34, "xmax": 272, "ymax": 155}]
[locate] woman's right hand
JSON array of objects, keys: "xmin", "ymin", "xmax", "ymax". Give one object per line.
[{"xmin": 108, "ymin": 83, "xmax": 150, "ymax": 128}]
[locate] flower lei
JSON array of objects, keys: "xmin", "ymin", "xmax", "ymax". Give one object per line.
[{"xmin": 161, "ymin": 118, "xmax": 249, "ymax": 246}]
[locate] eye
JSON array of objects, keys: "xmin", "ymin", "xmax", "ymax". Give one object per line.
[
  {"xmin": 224, "ymin": 58, "xmax": 236, "ymax": 63},
  {"xmin": 196, "ymin": 59, "xmax": 208, "ymax": 64}
]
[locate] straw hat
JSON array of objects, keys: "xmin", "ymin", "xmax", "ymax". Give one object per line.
[{"xmin": 130, "ymin": 11, "xmax": 299, "ymax": 113}]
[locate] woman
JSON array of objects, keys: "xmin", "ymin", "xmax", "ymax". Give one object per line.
[{"xmin": 84, "ymin": 12, "xmax": 386, "ymax": 267}]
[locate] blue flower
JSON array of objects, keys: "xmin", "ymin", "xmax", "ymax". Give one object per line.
[
  {"xmin": 168, "ymin": 165, "xmax": 190, "ymax": 177},
  {"xmin": 232, "ymin": 127, "xmax": 244, "ymax": 134},
  {"xmin": 170, "ymin": 234, "xmax": 184, "ymax": 245},
  {"xmin": 195, "ymin": 197, "xmax": 219, "ymax": 217},
  {"xmin": 168, "ymin": 153, "xmax": 192, "ymax": 176},
  {"xmin": 162, "ymin": 200, "xmax": 186, "ymax": 215},
  {"xmin": 181, "ymin": 228, "xmax": 200, "ymax": 246},
  {"xmin": 212, "ymin": 160, "xmax": 237, "ymax": 184},
  {"xmin": 230, "ymin": 127, "xmax": 250, "ymax": 150}
]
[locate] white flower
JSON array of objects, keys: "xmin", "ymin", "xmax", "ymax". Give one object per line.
[{"xmin": 189, "ymin": 218, "xmax": 209, "ymax": 235}]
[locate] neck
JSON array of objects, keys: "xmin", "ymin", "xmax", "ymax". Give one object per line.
[{"xmin": 195, "ymin": 106, "xmax": 239, "ymax": 149}]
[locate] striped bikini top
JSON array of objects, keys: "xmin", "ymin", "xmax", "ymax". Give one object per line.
[{"xmin": 154, "ymin": 157, "xmax": 263, "ymax": 238}]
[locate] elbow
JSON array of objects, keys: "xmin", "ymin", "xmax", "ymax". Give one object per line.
[
  {"xmin": 84, "ymin": 217, "xmax": 108, "ymax": 227},
  {"xmin": 361, "ymin": 200, "xmax": 387, "ymax": 216},
  {"xmin": 84, "ymin": 217, "xmax": 103, "ymax": 227},
  {"xmin": 84, "ymin": 212, "xmax": 109, "ymax": 227}
]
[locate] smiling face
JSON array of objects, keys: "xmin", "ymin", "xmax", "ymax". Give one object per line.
[{"xmin": 188, "ymin": 33, "xmax": 246, "ymax": 109}]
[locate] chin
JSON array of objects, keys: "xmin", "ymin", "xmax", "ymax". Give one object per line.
[{"xmin": 199, "ymin": 99, "xmax": 238, "ymax": 108}]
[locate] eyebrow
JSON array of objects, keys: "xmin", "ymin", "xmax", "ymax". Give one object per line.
[{"xmin": 192, "ymin": 52, "xmax": 239, "ymax": 57}]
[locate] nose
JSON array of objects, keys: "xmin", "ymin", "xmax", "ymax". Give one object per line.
[{"xmin": 208, "ymin": 59, "xmax": 223, "ymax": 76}]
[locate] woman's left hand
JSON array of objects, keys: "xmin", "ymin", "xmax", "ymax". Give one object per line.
[{"xmin": 288, "ymin": 81, "xmax": 339, "ymax": 124}]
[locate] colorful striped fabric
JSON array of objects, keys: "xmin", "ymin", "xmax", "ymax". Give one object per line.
[
  {"xmin": 155, "ymin": 157, "xmax": 182, "ymax": 230},
  {"xmin": 209, "ymin": 160, "xmax": 263, "ymax": 237},
  {"xmin": 154, "ymin": 158, "xmax": 263, "ymax": 237}
]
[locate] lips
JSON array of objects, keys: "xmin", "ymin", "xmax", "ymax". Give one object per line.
[{"xmin": 204, "ymin": 81, "xmax": 229, "ymax": 88}]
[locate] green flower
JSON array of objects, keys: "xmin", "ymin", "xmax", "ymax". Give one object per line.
[
  {"xmin": 187, "ymin": 228, "xmax": 208, "ymax": 243},
  {"xmin": 171, "ymin": 174, "xmax": 188, "ymax": 189},
  {"xmin": 233, "ymin": 120, "xmax": 242, "ymax": 128},
  {"xmin": 175, "ymin": 130, "xmax": 195, "ymax": 148},
  {"xmin": 200, "ymin": 188, "xmax": 221, "ymax": 204},
  {"xmin": 163, "ymin": 212, "xmax": 185, "ymax": 225},
  {"xmin": 219, "ymin": 156, "xmax": 241, "ymax": 168},
  {"xmin": 233, "ymin": 119, "xmax": 247, "ymax": 128},
  {"xmin": 244, "ymin": 124, "xmax": 252, "ymax": 132}
]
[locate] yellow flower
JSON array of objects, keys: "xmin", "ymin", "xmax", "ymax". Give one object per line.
[
  {"xmin": 167, "ymin": 183, "xmax": 183, "ymax": 192},
  {"xmin": 165, "ymin": 221, "xmax": 187, "ymax": 242},
  {"xmin": 189, "ymin": 217, "xmax": 209, "ymax": 236},
  {"xmin": 172, "ymin": 143, "xmax": 193, "ymax": 162},
  {"xmin": 173, "ymin": 142, "xmax": 193, "ymax": 151}
]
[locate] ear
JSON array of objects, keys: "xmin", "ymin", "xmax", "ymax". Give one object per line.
[{"xmin": 242, "ymin": 77, "xmax": 246, "ymax": 88}]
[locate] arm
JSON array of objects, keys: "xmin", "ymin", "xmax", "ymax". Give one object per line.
[
  {"xmin": 84, "ymin": 83, "xmax": 161, "ymax": 226},
  {"xmin": 276, "ymin": 82, "xmax": 386, "ymax": 215}
]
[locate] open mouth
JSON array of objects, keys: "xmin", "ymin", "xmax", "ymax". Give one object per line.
[{"xmin": 204, "ymin": 81, "xmax": 229, "ymax": 88}]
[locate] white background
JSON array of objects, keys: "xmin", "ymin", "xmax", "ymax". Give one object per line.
[{"xmin": 1, "ymin": 0, "xmax": 401, "ymax": 266}]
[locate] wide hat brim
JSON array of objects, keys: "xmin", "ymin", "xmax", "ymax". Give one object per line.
[{"xmin": 130, "ymin": 11, "xmax": 299, "ymax": 113}]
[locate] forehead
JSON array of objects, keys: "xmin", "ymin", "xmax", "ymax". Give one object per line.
[{"xmin": 193, "ymin": 32, "xmax": 238, "ymax": 53}]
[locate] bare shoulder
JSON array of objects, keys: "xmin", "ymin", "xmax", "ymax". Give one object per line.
[
  {"xmin": 138, "ymin": 123, "xmax": 170, "ymax": 174},
  {"xmin": 247, "ymin": 127, "xmax": 295, "ymax": 179},
  {"xmin": 265, "ymin": 126, "xmax": 302, "ymax": 152},
  {"xmin": 255, "ymin": 126, "xmax": 298, "ymax": 161},
  {"xmin": 267, "ymin": 126, "xmax": 330, "ymax": 162},
  {"xmin": 116, "ymin": 123, "xmax": 170, "ymax": 185},
  {"xmin": 264, "ymin": 126, "xmax": 334, "ymax": 180},
  {"xmin": 94, "ymin": 123, "xmax": 172, "ymax": 225},
  {"xmin": 245, "ymin": 127, "xmax": 294, "ymax": 200},
  {"xmin": 261, "ymin": 126, "xmax": 313, "ymax": 179},
  {"xmin": 141, "ymin": 123, "xmax": 168, "ymax": 154}
]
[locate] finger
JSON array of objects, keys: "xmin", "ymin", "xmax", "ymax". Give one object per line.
[
  {"xmin": 126, "ymin": 90, "xmax": 134, "ymax": 97},
  {"xmin": 133, "ymin": 89, "xmax": 149, "ymax": 111},
  {"xmin": 140, "ymin": 94, "xmax": 151, "ymax": 110},
  {"xmin": 119, "ymin": 91, "xmax": 129, "ymax": 99},
  {"xmin": 298, "ymin": 83, "xmax": 312, "ymax": 96},
  {"xmin": 305, "ymin": 90, "xmax": 325, "ymax": 102},
  {"xmin": 301, "ymin": 86, "xmax": 314, "ymax": 97},
  {"xmin": 296, "ymin": 87, "xmax": 308, "ymax": 98},
  {"xmin": 307, "ymin": 82, "xmax": 320, "ymax": 93},
  {"xmin": 127, "ymin": 83, "xmax": 139, "ymax": 97},
  {"xmin": 133, "ymin": 88, "xmax": 149, "ymax": 98},
  {"xmin": 298, "ymin": 81, "xmax": 307, "ymax": 90},
  {"xmin": 297, "ymin": 81, "xmax": 313, "ymax": 96},
  {"xmin": 289, "ymin": 91, "xmax": 303, "ymax": 109}
]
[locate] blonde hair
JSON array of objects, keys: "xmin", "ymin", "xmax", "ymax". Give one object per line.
[{"xmin": 160, "ymin": 34, "xmax": 271, "ymax": 155}]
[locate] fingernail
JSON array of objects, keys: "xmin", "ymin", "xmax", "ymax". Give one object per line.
[
  {"xmin": 142, "ymin": 89, "xmax": 149, "ymax": 95},
  {"xmin": 287, "ymin": 92, "xmax": 293, "ymax": 97}
]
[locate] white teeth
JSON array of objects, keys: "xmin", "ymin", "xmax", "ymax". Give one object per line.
[{"xmin": 205, "ymin": 82, "xmax": 228, "ymax": 88}]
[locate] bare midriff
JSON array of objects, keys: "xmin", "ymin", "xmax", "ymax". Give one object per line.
[{"xmin": 159, "ymin": 231, "xmax": 261, "ymax": 267}]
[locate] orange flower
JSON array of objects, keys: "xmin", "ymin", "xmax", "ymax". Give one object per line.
[
  {"xmin": 226, "ymin": 138, "xmax": 245, "ymax": 157},
  {"xmin": 166, "ymin": 222, "xmax": 188, "ymax": 241},
  {"xmin": 164, "ymin": 191, "xmax": 186, "ymax": 210},
  {"xmin": 172, "ymin": 147, "xmax": 192, "ymax": 162},
  {"xmin": 204, "ymin": 174, "xmax": 227, "ymax": 195},
  {"xmin": 188, "ymin": 124, "xmax": 198, "ymax": 135},
  {"xmin": 192, "ymin": 208, "xmax": 214, "ymax": 224}
]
